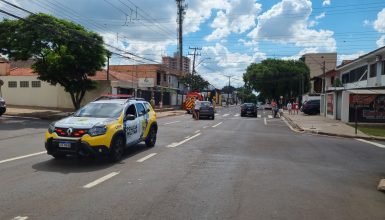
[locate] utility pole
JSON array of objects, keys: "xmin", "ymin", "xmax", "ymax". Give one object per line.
[
  {"xmin": 176, "ymin": 0, "xmax": 187, "ymax": 73},
  {"xmin": 188, "ymin": 47, "xmax": 202, "ymax": 75},
  {"xmin": 322, "ymin": 59, "xmax": 326, "ymax": 116},
  {"xmin": 224, "ymin": 74, "xmax": 235, "ymax": 106}
]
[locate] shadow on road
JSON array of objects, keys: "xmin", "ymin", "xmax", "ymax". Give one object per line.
[
  {"xmin": 32, "ymin": 143, "xmax": 150, "ymax": 174},
  {"xmin": 0, "ymin": 116, "xmax": 51, "ymax": 131}
]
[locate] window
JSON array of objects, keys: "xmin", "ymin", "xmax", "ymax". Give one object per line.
[
  {"xmin": 126, "ymin": 104, "xmax": 137, "ymax": 117},
  {"xmin": 135, "ymin": 103, "xmax": 146, "ymax": 116},
  {"xmin": 8, "ymin": 81, "xmax": 17, "ymax": 88},
  {"xmin": 342, "ymin": 73, "xmax": 349, "ymax": 84},
  {"xmin": 163, "ymin": 74, "xmax": 167, "ymax": 82},
  {"xmin": 156, "ymin": 71, "xmax": 161, "ymax": 85},
  {"xmin": 382, "ymin": 61, "xmax": 385, "ymax": 75},
  {"xmin": 20, "ymin": 81, "xmax": 29, "ymax": 88},
  {"xmin": 369, "ymin": 63, "xmax": 377, "ymax": 77},
  {"xmin": 32, "ymin": 81, "xmax": 41, "ymax": 88}
]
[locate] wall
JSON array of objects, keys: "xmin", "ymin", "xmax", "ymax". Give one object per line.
[
  {"xmin": 341, "ymin": 91, "xmax": 350, "ymax": 123},
  {"xmin": 0, "ymin": 75, "xmax": 110, "ymax": 109},
  {"xmin": 0, "ymin": 75, "xmax": 59, "ymax": 107}
]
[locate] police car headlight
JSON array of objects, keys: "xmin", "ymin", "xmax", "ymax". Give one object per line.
[
  {"xmin": 89, "ymin": 126, "xmax": 107, "ymax": 137},
  {"xmin": 48, "ymin": 123, "xmax": 55, "ymax": 134}
]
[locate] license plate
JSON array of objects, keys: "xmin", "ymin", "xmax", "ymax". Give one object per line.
[
  {"xmin": 247, "ymin": 111, "xmax": 251, "ymax": 114},
  {"xmin": 58, "ymin": 142, "xmax": 72, "ymax": 148}
]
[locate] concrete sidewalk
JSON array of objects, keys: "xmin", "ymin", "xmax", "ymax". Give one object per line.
[
  {"xmin": 3, "ymin": 105, "xmax": 186, "ymax": 120},
  {"xmin": 282, "ymin": 111, "xmax": 385, "ymax": 141}
]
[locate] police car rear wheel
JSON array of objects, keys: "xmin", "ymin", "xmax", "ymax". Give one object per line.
[
  {"xmin": 109, "ymin": 136, "xmax": 124, "ymax": 162},
  {"xmin": 145, "ymin": 127, "xmax": 157, "ymax": 147}
]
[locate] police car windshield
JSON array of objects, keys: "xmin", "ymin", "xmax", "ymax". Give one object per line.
[{"xmin": 74, "ymin": 103, "xmax": 123, "ymax": 118}]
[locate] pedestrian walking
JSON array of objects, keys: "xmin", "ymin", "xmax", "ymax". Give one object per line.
[
  {"xmin": 271, "ymin": 99, "xmax": 278, "ymax": 118},
  {"xmin": 293, "ymin": 101, "xmax": 299, "ymax": 115},
  {"xmin": 194, "ymin": 98, "xmax": 201, "ymax": 120},
  {"xmin": 287, "ymin": 102, "xmax": 292, "ymax": 115}
]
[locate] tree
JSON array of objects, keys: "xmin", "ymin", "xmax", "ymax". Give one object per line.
[
  {"xmin": 222, "ymin": 85, "xmax": 236, "ymax": 94},
  {"xmin": 236, "ymin": 86, "xmax": 257, "ymax": 103},
  {"xmin": 179, "ymin": 74, "xmax": 209, "ymax": 91},
  {"xmin": 0, "ymin": 13, "xmax": 108, "ymax": 109},
  {"xmin": 243, "ymin": 59, "xmax": 310, "ymax": 101}
]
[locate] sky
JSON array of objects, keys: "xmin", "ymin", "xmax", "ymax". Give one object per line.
[{"xmin": 1, "ymin": 0, "xmax": 385, "ymax": 88}]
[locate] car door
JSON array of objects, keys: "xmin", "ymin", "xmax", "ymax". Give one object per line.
[
  {"xmin": 135, "ymin": 103, "xmax": 147, "ymax": 140},
  {"xmin": 124, "ymin": 104, "xmax": 141, "ymax": 145}
]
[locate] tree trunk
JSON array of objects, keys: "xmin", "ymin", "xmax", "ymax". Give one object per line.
[{"xmin": 69, "ymin": 90, "xmax": 86, "ymax": 110}]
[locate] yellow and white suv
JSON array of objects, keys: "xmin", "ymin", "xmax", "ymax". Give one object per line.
[{"xmin": 45, "ymin": 95, "xmax": 158, "ymax": 162}]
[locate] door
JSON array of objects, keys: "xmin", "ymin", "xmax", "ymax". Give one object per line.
[
  {"xmin": 135, "ymin": 103, "xmax": 148, "ymax": 139},
  {"xmin": 124, "ymin": 104, "xmax": 141, "ymax": 145}
]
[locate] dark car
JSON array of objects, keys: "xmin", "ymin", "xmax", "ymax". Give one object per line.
[
  {"xmin": 198, "ymin": 101, "xmax": 215, "ymax": 120},
  {"xmin": 241, "ymin": 103, "xmax": 258, "ymax": 117},
  {"xmin": 0, "ymin": 97, "xmax": 6, "ymax": 116},
  {"xmin": 302, "ymin": 100, "xmax": 320, "ymax": 115}
]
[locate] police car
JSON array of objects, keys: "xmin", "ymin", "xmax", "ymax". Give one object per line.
[{"xmin": 45, "ymin": 95, "xmax": 158, "ymax": 162}]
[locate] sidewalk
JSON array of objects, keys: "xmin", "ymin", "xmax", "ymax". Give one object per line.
[
  {"xmin": 4, "ymin": 105, "xmax": 186, "ymax": 120},
  {"xmin": 282, "ymin": 111, "xmax": 385, "ymax": 141}
]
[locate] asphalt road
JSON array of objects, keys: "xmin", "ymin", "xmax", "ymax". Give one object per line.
[{"xmin": 0, "ymin": 106, "xmax": 385, "ymax": 220}]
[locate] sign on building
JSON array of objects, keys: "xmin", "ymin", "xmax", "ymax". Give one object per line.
[
  {"xmin": 349, "ymin": 94, "xmax": 385, "ymax": 122},
  {"xmin": 138, "ymin": 78, "xmax": 154, "ymax": 88}
]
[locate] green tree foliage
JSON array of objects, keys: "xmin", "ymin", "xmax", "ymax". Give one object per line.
[
  {"xmin": 222, "ymin": 85, "xmax": 236, "ymax": 94},
  {"xmin": 0, "ymin": 13, "xmax": 108, "ymax": 109},
  {"xmin": 243, "ymin": 59, "xmax": 310, "ymax": 101},
  {"xmin": 179, "ymin": 74, "xmax": 209, "ymax": 91},
  {"xmin": 236, "ymin": 86, "xmax": 257, "ymax": 103}
]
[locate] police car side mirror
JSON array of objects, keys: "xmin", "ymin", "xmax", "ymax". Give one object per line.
[{"xmin": 124, "ymin": 114, "xmax": 136, "ymax": 121}]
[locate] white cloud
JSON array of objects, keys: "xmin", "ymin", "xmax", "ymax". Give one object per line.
[
  {"xmin": 247, "ymin": 0, "xmax": 336, "ymax": 52},
  {"xmin": 205, "ymin": 0, "xmax": 262, "ymax": 41},
  {"xmin": 281, "ymin": 47, "xmax": 319, "ymax": 60},
  {"xmin": 376, "ymin": 35, "xmax": 385, "ymax": 48},
  {"xmin": 374, "ymin": 8, "xmax": 385, "ymax": 33},
  {"xmin": 315, "ymin": 12, "xmax": 325, "ymax": 20},
  {"xmin": 363, "ymin": 19, "xmax": 372, "ymax": 27},
  {"xmin": 322, "ymin": 0, "xmax": 331, "ymax": 6},
  {"xmin": 337, "ymin": 51, "xmax": 366, "ymax": 65},
  {"xmin": 197, "ymin": 43, "xmax": 265, "ymax": 88}
]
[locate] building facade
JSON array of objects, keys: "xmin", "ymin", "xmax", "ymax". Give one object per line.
[
  {"xmin": 162, "ymin": 54, "xmax": 191, "ymax": 74},
  {"xmin": 322, "ymin": 47, "xmax": 385, "ymax": 123}
]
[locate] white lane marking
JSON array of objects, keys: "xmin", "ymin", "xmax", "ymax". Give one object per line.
[
  {"xmin": 137, "ymin": 153, "xmax": 157, "ymax": 162},
  {"xmin": 83, "ymin": 172, "xmax": 120, "ymax": 189},
  {"xmin": 185, "ymin": 136, "xmax": 190, "ymax": 139},
  {"xmin": 167, "ymin": 133, "xmax": 201, "ymax": 148},
  {"xmin": 164, "ymin": 121, "xmax": 180, "ymax": 125},
  {"xmin": 194, "ymin": 130, "xmax": 200, "ymax": 133},
  {"xmin": 215, "ymin": 113, "xmax": 219, "ymax": 116},
  {"xmin": 264, "ymin": 117, "xmax": 267, "ymax": 125},
  {"xmin": 223, "ymin": 114, "xmax": 230, "ymax": 117},
  {"xmin": 257, "ymin": 115, "xmax": 262, "ymax": 118},
  {"xmin": 268, "ymin": 115, "xmax": 273, "ymax": 119},
  {"xmin": 203, "ymin": 126, "xmax": 209, "ymax": 129},
  {"xmin": 0, "ymin": 151, "xmax": 46, "ymax": 164},
  {"xmin": 212, "ymin": 122, "xmax": 223, "ymax": 128},
  {"xmin": 356, "ymin": 139, "xmax": 385, "ymax": 148},
  {"xmin": 234, "ymin": 114, "xmax": 240, "ymax": 117},
  {"xmin": 13, "ymin": 216, "xmax": 28, "ymax": 220}
]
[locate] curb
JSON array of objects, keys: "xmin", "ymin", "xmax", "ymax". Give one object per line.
[
  {"xmin": 282, "ymin": 115, "xmax": 385, "ymax": 141},
  {"xmin": 157, "ymin": 112, "xmax": 186, "ymax": 118}
]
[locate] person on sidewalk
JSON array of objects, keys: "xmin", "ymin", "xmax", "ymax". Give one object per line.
[
  {"xmin": 194, "ymin": 98, "xmax": 201, "ymax": 120},
  {"xmin": 293, "ymin": 101, "xmax": 299, "ymax": 115},
  {"xmin": 271, "ymin": 99, "xmax": 278, "ymax": 118},
  {"xmin": 287, "ymin": 102, "xmax": 292, "ymax": 115}
]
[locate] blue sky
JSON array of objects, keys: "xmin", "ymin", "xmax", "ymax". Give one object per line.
[{"xmin": 1, "ymin": 0, "xmax": 385, "ymax": 88}]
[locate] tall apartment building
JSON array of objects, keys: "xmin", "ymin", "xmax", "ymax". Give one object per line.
[
  {"xmin": 162, "ymin": 54, "xmax": 190, "ymax": 74},
  {"xmin": 300, "ymin": 53, "xmax": 337, "ymax": 93}
]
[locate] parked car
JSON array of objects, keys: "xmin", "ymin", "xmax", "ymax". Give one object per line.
[
  {"xmin": 302, "ymin": 100, "xmax": 320, "ymax": 115},
  {"xmin": 198, "ymin": 101, "xmax": 215, "ymax": 120},
  {"xmin": 264, "ymin": 102, "xmax": 272, "ymax": 110},
  {"xmin": 241, "ymin": 103, "xmax": 258, "ymax": 117},
  {"xmin": 0, "ymin": 97, "xmax": 6, "ymax": 116}
]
